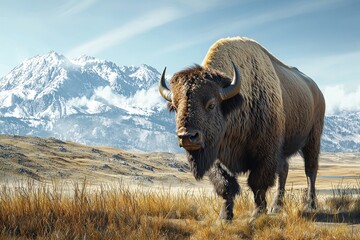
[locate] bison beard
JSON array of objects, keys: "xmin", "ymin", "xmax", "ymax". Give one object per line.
[{"xmin": 186, "ymin": 144, "xmax": 219, "ymax": 180}]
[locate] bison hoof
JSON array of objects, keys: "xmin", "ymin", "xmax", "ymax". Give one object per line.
[
  {"xmin": 218, "ymin": 199, "xmax": 234, "ymax": 221},
  {"xmin": 218, "ymin": 209, "xmax": 233, "ymax": 221},
  {"xmin": 216, "ymin": 218, "xmax": 232, "ymax": 225},
  {"xmin": 270, "ymin": 205, "xmax": 283, "ymax": 214},
  {"xmin": 303, "ymin": 202, "xmax": 317, "ymax": 212},
  {"xmin": 249, "ymin": 207, "xmax": 267, "ymax": 223}
]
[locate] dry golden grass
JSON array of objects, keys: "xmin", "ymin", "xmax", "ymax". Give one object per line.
[
  {"xmin": 0, "ymin": 179, "xmax": 359, "ymax": 240},
  {"xmin": 1, "ymin": 135, "xmax": 360, "ymax": 239}
]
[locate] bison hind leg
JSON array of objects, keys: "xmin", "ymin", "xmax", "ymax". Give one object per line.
[
  {"xmin": 270, "ymin": 156, "xmax": 289, "ymax": 213},
  {"xmin": 301, "ymin": 127, "xmax": 322, "ymax": 210},
  {"xmin": 209, "ymin": 160, "xmax": 240, "ymax": 221}
]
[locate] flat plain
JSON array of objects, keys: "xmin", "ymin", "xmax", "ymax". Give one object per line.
[{"xmin": 1, "ymin": 134, "xmax": 359, "ymax": 190}]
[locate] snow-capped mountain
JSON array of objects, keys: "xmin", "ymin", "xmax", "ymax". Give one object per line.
[
  {"xmin": 0, "ymin": 52, "xmax": 178, "ymax": 152},
  {"xmin": 322, "ymin": 111, "xmax": 360, "ymax": 152},
  {"xmin": 0, "ymin": 52, "xmax": 359, "ymax": 152}
]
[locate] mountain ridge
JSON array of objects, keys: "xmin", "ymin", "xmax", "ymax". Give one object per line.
[{"xmin": 0, "ymin": 51, "xmax": 359, "ymax": 152}]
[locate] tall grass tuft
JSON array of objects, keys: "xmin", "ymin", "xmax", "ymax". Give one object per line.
[
  {"xmin": 325, "ymin": 180, "xmax": 360, "ymax": 212},
  {"xmin": 0, "ymin": 179, "xmax": 359, "ymax": 239}
]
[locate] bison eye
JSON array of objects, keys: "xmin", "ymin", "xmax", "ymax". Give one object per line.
[{"xmin": 205, "ymin": 98, "xmax": 216, "ymax": 111}]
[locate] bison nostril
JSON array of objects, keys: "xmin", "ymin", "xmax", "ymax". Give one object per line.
[
  {"xmin": 177, "ymin": 129, "xmax": 204, "ymax": 149},
  {"xmin": 189, "ymin": 132, "xmax": 199, "ymax": 143}
]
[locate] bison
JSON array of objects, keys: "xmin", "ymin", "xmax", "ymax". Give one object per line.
[{"xmin": 158, "ymin": 37, "xmax": 325, "ymax": 221}]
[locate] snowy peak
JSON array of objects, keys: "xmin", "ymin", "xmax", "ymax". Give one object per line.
[
  {"xmin": 0, "ymin": 51, "xmax": 359, "ymax": 153},
  {"xmin": 119, "ymin": 64, "xmax": 160, "ymax": 90},
  {"xmin": 70, "ymin": 55, "xmax": 130, "ymax": 94},
  {"xmin": 0, "ymin": 51, "xmax": 104, "ymax": 101},
  {"xmin": 130, "ymin": 64, "xmax": 160, "ymax": 88},
  {"xmin": 0, "ymin": 52, "xmax": 161, "ymax": 96},
  {"xmin": 0, "ymin": 51, "xmax": 176, "ymax": 152},
  {"xmin": 0, "ymin": 52, "xmax": 165, "ymax": 121},
  {"xmin": 0, "ymin": 51, "xmax": 71, "ymax": 90},
  {"xmin": 16, "ymin": 51, "xmax": 71, "ymax": 73},
  {"xmin": 0, "ymin": 51, "xmax": 162, "ymax": 96},
  {"xmin": 71, "ymin": 55, "xmax": 121, "ymax": 76},
  {"xmin": 71, "ymin": 56, "xmax": 161, "ymax": 94}
]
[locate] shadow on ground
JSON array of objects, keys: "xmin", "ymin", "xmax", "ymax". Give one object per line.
[{"xmin": 302, "ymin": 210, "xmax": 360, "ymax": 224}]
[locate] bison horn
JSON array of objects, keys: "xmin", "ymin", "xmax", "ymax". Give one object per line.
[
  {"xmin": 158, "ymin": 67, "xmax": 173, "ymax": 102},
  {"xmin": 220, "ymin": 62, "xmax": 242, "ymax": 100}
]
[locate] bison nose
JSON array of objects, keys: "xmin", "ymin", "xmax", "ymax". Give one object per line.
[{"xmin": 177, "ymin": 128, "xmax": 204, "ymax": 150}]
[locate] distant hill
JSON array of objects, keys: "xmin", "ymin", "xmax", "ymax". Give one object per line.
[
  {"xmin": 0, "ymin": 134, "xmax": 203, "ymax": 189},
  {"xmin": 0, "ymin": 135, "xmax": 359, "ymax": 192}
]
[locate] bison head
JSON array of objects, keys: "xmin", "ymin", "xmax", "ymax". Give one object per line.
[{"xmin": 159, "ymin": 64, "xmax": 242, "ymax": 179}]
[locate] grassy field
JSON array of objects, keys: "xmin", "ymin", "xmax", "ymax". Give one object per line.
[
  {"xmin": 0, "ymin": 134, "xmax": 360, "ymax": 239},
  {"xmin": 0, "ymin": 179, "xmax": 359, "ymax": 239}
]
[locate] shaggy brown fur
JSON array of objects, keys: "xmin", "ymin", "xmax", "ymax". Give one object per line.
[{"xmin": 162, "ymin": 37, "xmax": 325, "ymax": 221}]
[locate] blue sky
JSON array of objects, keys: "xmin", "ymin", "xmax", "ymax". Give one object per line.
[{"xmin": 0, "ymin": 0, "xmax": 359, "ymax": 113}]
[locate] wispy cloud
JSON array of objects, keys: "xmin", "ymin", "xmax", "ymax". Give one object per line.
[
  {"xmin": 178, "ymin": 0, "xmax": 228, "ymax": 11},
  {"xmin": 323, "ymin": 84, "xmax": 360, "ymax": 114},
  {"xmin": 155, "ymin": 38, "xmax": 209, "ymax": 57},
  {"xmin": 61, "ymin": 0, "xmax": 98, "ymax": 16},
  {"xmin": 158, "ymin": 0, "xmax": 345, "ymax": 55},
  {"xmin": 232, "ymin": 0, "xmax": 344, "ymax": 29},
  {"xmin": 66, "ymin": 83, "xmax": 166, "ymax": 116},
  {"xmin": 66, "ymin": 8, "xmax": 181, "ymax": 58},
  {"xmin": 94, "ymin": 85, "xmax": 165, "ymax": 115}
]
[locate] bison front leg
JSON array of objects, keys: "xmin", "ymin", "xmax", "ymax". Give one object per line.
[
  {"xmin": 209, "ymin": 160, "xmax": 240, "ymax": 221},
  {"xmin": 248, "ymin": 163, "xmax": 276, "ymax": 222}
]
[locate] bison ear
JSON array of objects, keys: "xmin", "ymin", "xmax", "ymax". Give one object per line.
[{"xmin": 167, "ymin": 102, "xmax": 176, "ymax": 112}]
